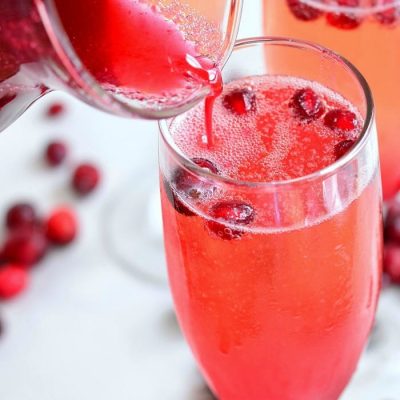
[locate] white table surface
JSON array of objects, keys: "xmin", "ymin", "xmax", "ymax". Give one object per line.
[{"xmin": 0, "ymin": 3, "xmax": 399, "ymax": 399}]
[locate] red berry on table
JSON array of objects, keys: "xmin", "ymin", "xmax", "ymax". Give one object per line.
[
  {"xmin": 45, "ymin": 141, "xmax": 67, "ymax": 166},
  {"xmin": 324, "ymin": 109, "xmax": 358, "ymax": 132},
  {"xmin": 72, "ymin": 163, "xmax": 101, "ymax": 196},
  {"xmin": 206, "ymin": 201, "xmax": 255, "ymax": 240},
  {"xmin": 334, "ymin": 139, "xmax": 356, "ymax": 160},
  {"xmin": 291, "ymin": 88, "xmax": 325, "ymax": 121},
  {"xmin": 286, "ymin": 0, "xmax": 323, "ymax": 21},
  {"xmin": 223, "ymin": 89, "xmax": 256, "ymax": 115},
  {"xmin": 45, "ymin": 207, "xmax": 78, "ymax": 246},
  {"xmin": 46, "ymin": 102, "xmax": 65, "ymax": 118},
  {"xmin": 326, "ymin": 0, "xmax": 361, "ymax": 30},
  {"xmin": 384, "ymin": 244, "xmax": 400, "ymax": 284},
  {"xmin": 0, "ymin": 264, "xmax": 28, "ymax": 300},
  {"xmin": 2, "ymin": 227, "xmax": 48, "ymax": 266},
  {"xmin": 5, "ymin": 203, "xmax": 37, "ymax": 230}
]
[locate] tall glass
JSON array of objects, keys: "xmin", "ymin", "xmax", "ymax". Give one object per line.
[
  {"xmin": 159, "ymin": 38, "xmax": 382, "ymax": 399},
  {"xmin": 263, "ymin": 0, "xmax": 400, "ymax": 199},
  {"xmin": 0, "ymin": 0, "xmax": 242, "ymax": 131}
]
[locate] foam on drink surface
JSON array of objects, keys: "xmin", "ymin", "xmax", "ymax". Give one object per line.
[{"xmin": 172, "ymin": 75, "xmax": 363, "ymax": 183}]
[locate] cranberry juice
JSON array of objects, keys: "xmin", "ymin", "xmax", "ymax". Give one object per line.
[
  {"xmin": 54, "ymin": 0, "xmax": 221, "ymax": 107},
  {"xmin": 263, "ymin": 0, "xmax": 400, "ymax": 199},
  {"xmin": 161, "ymin": 76, "xmax": 382, "ymax": 399}
]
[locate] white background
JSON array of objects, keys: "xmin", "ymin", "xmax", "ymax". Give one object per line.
[{"xmin": 0, "ymin": 2, "xmax": 399, "ymax": 399}]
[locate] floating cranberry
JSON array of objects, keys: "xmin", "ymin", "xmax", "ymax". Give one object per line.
[
  {"xmin": 0, "ymin": 264, "xmax": 28, "ymax": 300},
  {"xmin": 46, "ymin": 102, "xmax": 65, "ymax": 118},
  {"xmin": 206, "ymin": 201, "xmax": 255, "ymax": 240},
  {"xmin": 45, "ymin": 141, "xmax": 67, "ymax": 166},
  {"xmin": 165, "ymin": 158, "xmax": 219, "ymax": 216},
  {"xmin": 2, "ymin": 227, "xmax": 48, "ymax": 266},
  {"xmin": 6, "ymin": 203, "xmax": 37, "ymax": 230},
  {"xmin": 334, "ymin": 139, "xmax": 356, "ymax": 160},
  {"xmin": 291, "ymin": 88, "xmax": 325, "ymax": 120},
  {"xmin": 45, "ymin": 208, "xmax": 78, "ymax": 246},
  {"xmin": 374, "ymin": 0, "xmax": 399, "ymax": 25},
  {"xmin": 286, "ymin": 0, "xmax": 323, "ymax": 21},
  {"xmin": 384, "ymin": 244, "xmax": 400, "ymax": 284},
  {"xmin": 223, "ymin": 89, "xmax": 256, "ymax": 115},
  {"xmin": 326, "ymin": 0, "xmax": 361, "ymax": 29},
  {"xmin": 72, "ymin": 163, "xmax": 101, "ymax": 196},
  {"xmin": 324, "ymin": 109, "xmax": 358, "ymax": 132}
]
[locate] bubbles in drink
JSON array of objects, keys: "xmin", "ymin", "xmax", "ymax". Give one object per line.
[{"xmin": 172, "ymin": 75, "xmax": 363, "ymax": 183}]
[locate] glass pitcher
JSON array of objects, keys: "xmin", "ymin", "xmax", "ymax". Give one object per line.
[{"xmin": 0, "ymin": 0, "xmax": 242, "ymax": 132}]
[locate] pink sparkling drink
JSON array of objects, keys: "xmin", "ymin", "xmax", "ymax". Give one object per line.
[{"xmin": 159, "ymin": 38, "xmax": 382, "ymax": 400}]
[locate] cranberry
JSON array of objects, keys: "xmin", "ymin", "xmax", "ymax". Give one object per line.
[
  {"xmin": 72, "ymin": 163, "xmax": 101, "ymax": 196},
  {"xmin": 2, "ymin": 227, "xmax": 48, "ymax": 266},
  {"xmin": 0, "ymin": 264, "xmax": 28, "ymax": 300},
  {"xmin": 291, "ymin": 88, "xmax": 325, "ymax": 120},
  {"xmin": 206, "ymin": 201, "xmax": 255, "ymax": 240},
  {"xmin": 0, "ymin": 93, "xmax": 17, "ymax": 110},
  {"xmin": 286, "ymin": 0, "xmax": 323, "ymax": 21},
  {"xmin": 46, "ymin": 102, "xmax": 65, "ymax": 118},
  {"xmin": 5, "ymin": 203, "xmax": 37, "ymax": 230},
  {"xmin": 45, "ymin": 207, "xmax": 78, "ymax": 246},
  {"xmin": 384, "ymin": 244, "xmax": 400, "ymax": 284},
  {"xmin": 45, "ymin": 141, "xmax": 67, "ymax": 166},
  {"xmin": 223, "ymin": 89, "xmax": 256, "ymax": 115},
  {"xmin": 326, "ymin": 0, "xmax": 361, "ymax": 29},
  {"xmin": 334, "ymin": 139, "xmax": 356, "ymax": 160},
  {"xmin": 374, "ymin": 0, "xmax": 399, "ymax": 25},
  {"xmin": 165, "ymin": 158, "xmax": 219, "ymax": 216},
  {"xmin": 324, "ymin": 109, "xmax": 358, "ymax": 132}
]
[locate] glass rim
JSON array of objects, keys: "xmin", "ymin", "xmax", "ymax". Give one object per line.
[
  {"xmin": 303, "ymin": 0, "xmax": 400, "ymax": 15},
  {"xmin": 35, "ymin": 0, "xmax": 242, "ymax": 119},
  {"xmin": 159, "ymin": 36, "xmax": 375, "ymax": 189}
]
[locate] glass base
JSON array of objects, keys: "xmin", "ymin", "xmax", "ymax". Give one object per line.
[{"xmin": 104, "ymin": 162, "xmax": 168, "ymax": 286}]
